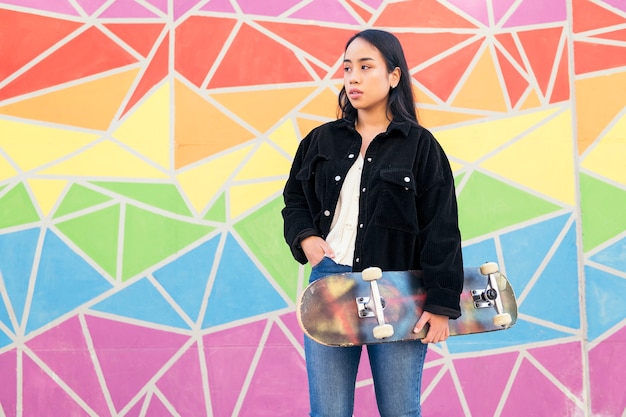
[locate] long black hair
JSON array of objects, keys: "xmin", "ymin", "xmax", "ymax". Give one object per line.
[{"xmin": 338, "ymin": 29, "xmax": 418, "ymax": 125}]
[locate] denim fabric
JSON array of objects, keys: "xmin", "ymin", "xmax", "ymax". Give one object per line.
[{"xmin": 305, "ymin": 257, "xmax": 428, "ymax": 417}]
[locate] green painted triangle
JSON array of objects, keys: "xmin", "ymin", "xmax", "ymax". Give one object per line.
[
  {"xmin": 454, "ymin": 172, "xmax": 466, "ymax": 188},
  {"xmin": 55, "ymin": 204, "xmax": 120, "ymax": 277},
  {"xmin": 234, "ymin": 196, "xmax": 300, "ymax": 302},
  {"xmin": 580, "ymin": 173, "xmax": 626, "ymax": 252},
  {"xmin": 204, "ymin": 193, "xmax": 226, "ymax": 222},
  {"xmin": 122, "ymin": 205, "xmax": 215, "ymax": 281},
  {"xmin": 458, "ymin": 172, "xmax": 562, "ymax": 240},
  {"xmin": 54, "ymin": 184, "xmax": 112, "ymax": 218},
  {"xmin": 91, "ymin": 181, "xmax": 192, "ymax": 216},
  {"xmin": 0, "ymin": 183, "xmax": 39, "ymax": 229}
]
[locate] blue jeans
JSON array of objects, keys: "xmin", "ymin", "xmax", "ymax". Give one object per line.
[{"xmin": 305, "ymin": 257, "xmax": 428, "ymax": 417}]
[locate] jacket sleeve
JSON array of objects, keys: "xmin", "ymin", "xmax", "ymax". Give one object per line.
[
  {"xmin": 282, "ymin": 137, "xmax": 319, "ymax": 264},
  {"xmin": 415, "ymin": 130, "xmax": 464, "ymax": 319}
]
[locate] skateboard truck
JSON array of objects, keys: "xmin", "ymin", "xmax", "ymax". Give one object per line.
[
  {"xmin": 472, "ymin": 262, "xmax": 513, "ymax": 328},
  {"xmin": 357, "ymin": 267, "xmax": 394, "ymax": 339}
]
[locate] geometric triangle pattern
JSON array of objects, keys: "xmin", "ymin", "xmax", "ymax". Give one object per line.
[{"xmin": 0, "ymin": 0, "xmax": 624, "ymax": 416}]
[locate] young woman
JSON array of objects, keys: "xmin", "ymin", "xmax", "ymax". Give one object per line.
[{"xmin": 282, "ymin": 29, "xmax": 464, "ymax": 417}]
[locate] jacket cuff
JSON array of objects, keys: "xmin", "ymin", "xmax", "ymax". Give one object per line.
[
  {"xmin": 290, "ymin": 228, "xmax": 319, "ymax": 265},
  {"xmin": 423, "ymin": 288, "xmax": 462, "ymax": 319}
]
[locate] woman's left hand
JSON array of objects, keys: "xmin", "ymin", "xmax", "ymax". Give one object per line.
[{"xmin": 413, "ymin": 312, "xmax": 450, "ymax": 344}]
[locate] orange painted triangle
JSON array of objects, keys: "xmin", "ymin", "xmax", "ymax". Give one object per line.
[
  {"xmin": 374, "ymin": 0, "xmax": 477, "ymax": 28},
  {"xmin": 517, "ymin": 27, "xmax": 563, "ymax": 97},
  {"xmin": 174, "ymin": 16, "xmax": 238, "ymax": 87},
  {"xmin": 0, "ymin": 9, "xmax": 82, "ymax": 80},
  {"xmin": 122, "ymin": 33, "xmax": 169, "ymax": 116},
  {"xmin": 104, "ymin": 22, "xmax": 165, "ymax": 57},
  {"xmin": 208, "ymin": 23, "xmax": 314, "ymax": 88},
  {"xmin": 549, "ymin": 47, "xmax": 570, "ymax": 104},
  {"xmin": 572, "ymin": 0, "xmax": 626, "ymax": 33},
  {"xmin": 574, "ymin": 41, "xmax": 626, "ymax": 74},
  {"xmin": 495, "ymin": 48, "xmax": 529, "ymax": 108},
  {"xmin": 0, "ymin": 26, "xmax": 137, "ymax": 101},
  {"xmin": 413, "ymin": 39, "xmax": 483, "ymax": 102},
  {"xmin": 396, "ymin": 32, "xmax": 476, "ymax": 69}
]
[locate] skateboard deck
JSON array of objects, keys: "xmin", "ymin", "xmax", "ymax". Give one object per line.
[{"xmin": 297, "ymin": 263, "xmax": 517, "ymax": 346}]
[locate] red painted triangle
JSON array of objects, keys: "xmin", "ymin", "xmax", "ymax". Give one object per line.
[
  {"xmin": 574, "ymin": 41, "xmax": 626, "ymax": 74},
  {"xmin": 347, "ymin": 0, "xmax": 373, "ymax": 22},
  {"xmin": 550, "ymin": 46, "xmax": 570, "ymax": 103},
  {"xmin": 0, "ymin": 26, "xmax": 136, "ymax": 101},
  {"xmin": 413, "ymin": 39, "xmax": 483, "ymax": 102},
  {"xmin": 0, "ymin": 9, "xmax": 82, "ymax": 80},
  {"xmin": 517, "ymin": 27, "xmax": 563, "ymax": 97},
  {"xmin": 85, "ymin": 315, "xmax": 189, "ymax": 413},
  {"xmin": 104, "ymin": 23, "xmax": 165, "ymax": 57},
  {"xmin": 495, "ymin": 48, "xmax": 530, "ymax": 108},
  {"xmin": 396, "ymin": 32, "xmax": 476, "ymax": 69},
  {"xmin": 572, "ymin": 0, "xmax": 626, "ymax": 33},
  {"xmin": 495, "ymin": 33, "xmax": 526, "ymax": 69},
  {"xmin": 175, "ymin": 16, "xmax": 238, "ymax": 87},
  {"xmin": 591, "ymin": 28, "xmax": 626, "ymax": 42},
  {"xmin": 208, "ymin": 23, "xmax": 314, "ymax": 88},
  {"xmin": 375, "ymin": 0, "xmax": 477, "ymax": 28}
]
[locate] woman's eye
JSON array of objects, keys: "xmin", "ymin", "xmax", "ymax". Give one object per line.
[{"xmin": 361, "ymin": 65, "xmax": 370, "ymax": 70}]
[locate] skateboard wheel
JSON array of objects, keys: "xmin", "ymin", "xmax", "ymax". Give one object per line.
[
  {"xmin": 362, "ymin": 267, "xmax": 383, "ymax": 281},
  {"xmin": 373, "ymin": 324, "xmax": 394, "ymax": 339},
  {"xmin": 480, "ymin": 262, "xmax": 499, "ymax": 275},
  {"xmin": 493, "ymin": 313, "xmax": 512, "ymax": 327}
]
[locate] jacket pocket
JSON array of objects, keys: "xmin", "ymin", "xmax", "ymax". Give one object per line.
[{"xmin": 375, "ymin": 168, "xmax": 419, "ymax": 234}]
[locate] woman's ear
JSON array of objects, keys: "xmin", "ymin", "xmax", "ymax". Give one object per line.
[{"xmin": 390, "ymin": 66, "xmax": 401, "ymax": 88}]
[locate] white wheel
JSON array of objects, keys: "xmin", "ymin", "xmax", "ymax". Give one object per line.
[
  {"xmin": 373, "ymin": 324, "xmax": 394, "ymax": 339},
  {"xmin": 493, "ymin": 313, "xmax": 512, "ymax": 328},
  {"xmin": 480, "ymin": 262, "xmax": 499, "ymax": 275},
  {"xmin": 362, "ymin": 267, "xmax": 383, "ymax": 281}
]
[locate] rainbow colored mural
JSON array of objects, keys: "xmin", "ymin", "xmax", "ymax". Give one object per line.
[{"xmin": 0, "ymin": 0, "xmax": 625, "ymax": 416}]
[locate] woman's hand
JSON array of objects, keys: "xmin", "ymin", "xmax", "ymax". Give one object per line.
[
  {"xmin": 300, "ymin": 236, "xmax": 335, "ymax": 267},
  {"xmin": 413, "ymin": 312, "xmax": 450, "ymax": 344}
]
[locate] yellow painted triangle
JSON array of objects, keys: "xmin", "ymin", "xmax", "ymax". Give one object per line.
[
  {"xmin": 582, "ymin": 112, "xmax": 626, "ymax": 186},
  {"xmin": 435, "ymin": 107, "xmax": 560, "ymax": 162},
  {"xmin": 177, "ymin": 145, "xmax": 254, "ymax": 214},
  {"xmin": 0, "ymin": 155, "xmax": 17, "ymax": 181},
  {"xmin": 481, "ymin": 108, "xmax": 575, "ymax": 205},
  {"xmin": 230, "ymin": 179, "xmax": 286, "ymax": 219},
  {"xmin": 418, "ymin": 107, "xmax": 486, "ymax": 129},
  {"xmin": 0, "ymin": 119, "xmax": 99, "ymax": 171},
  {"xmin": 299, "ymin": 87, "xmax": 339, "ymax": 119},
  {"xmin": 26, "ymin": 179, "xmax": 68, "ymax": 217},
  {"xmin": 0, "ymin": 69, "xmax": 139, "ymax": 131},
  {"xmin": 211, "ymin": 86, "xmax": 317, "ymax": 133},
  {"xmin": 234, "ymin": 142, "xmax": 292, "ymax": 181},
  {"xmin": 451, "ymin": 49, "xmax": 508, "ymax": 112},
  {"xmin": 269, "ymin": 119, "xmax": 300, "ymax": 157},
  {"xmin": 113, "ymin": 81, "xmax": 171, "ymax": 169},
  {"xmin": 39, "ymin": 140, "xmax": 169, "ymax": 178}
]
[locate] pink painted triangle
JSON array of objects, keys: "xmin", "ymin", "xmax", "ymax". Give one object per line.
[
  {"xmin": 0, "ymin": 0, "xmax": 79, "ymax": 15},
  {"xmin": 26, "ymin": 316, "xmax": 111, "ymax": 417},
  {"xmin": 289, "ymin": 0, "xmax": 359, "ymax": 24},
  {"xmin": 145, "ymin": 0, "xmax": 167, "ymax": 14},
  {"xmin": 238, "ymin": 322, "xmax": 309, "ymax": 417},
  {"xmin": 124, "ymin": 398, "xmax": 144, "ymax": 417},
  {"xmin": 173, "ymin": 0, "xmax": 198, "ymax": 20},
  {"xmin": 279, "ymin": 311, "xmax": 304, "ymax": 348},
  {"xmin": 0, "ymin": 350, "xmax": 17, "ymax": 417},
  {"xmin": 503, "ymin": 0, "xmax": 567, "ymax": 26},
  {"xmin": 454, "ymin": 352, "xmax": 519, "ymax": 417},
  {"xmin": 493, "ymin": 0, "xmax": 518, "ymax": 25},
  {"xmin": 22, "ymin": 354, "xmax": 91, "ymax": 416},
  {"xmin": 99, "ymin": 0, "xmax": 159, "ymax": 18},
  {"xmin": 589, "ymin": 325, "xmax": 626, "ymax": 417},
  {"xmin": 354, "ymin": 384, "xmax": 378, "ymax": 415},
  {"xmin": 445, "ymin": 0, "xmax": 490, "ymax": 25},
  {"xmin": 74, "ymin": 0, "xmax": 108, "ymax": 15},
  {"xmin": 528, "ymin": 341, "xmax": 584, "ymax": 399},
  {"xmin": 422, "ymin": 371, "xmax": 466, "ymax": 416},
  {"xmin": 145, "ymin": 394, "xmax": 174, "ymax": 416},
  {"xmin": 156, "ymin": 343, "xmax": 207, "ymax": 416},
  {"xmin": 357, "ymin": 348, "xmax": 372, "ymax": 382},
  {"xmin": 199, "ymin": 0, "xmax": 234, "ymax": 13},
  {"xmin": 85, "ymin": 315, "xmax": 189, "ymax": 412},
  {"xmin": 203, "ymin": 320, "xmax": 267, "ymax": 417}
]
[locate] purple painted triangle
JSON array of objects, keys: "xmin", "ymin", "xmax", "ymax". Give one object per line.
[
  {"xmin": 22, "ymin": 355, "xmax": 91, "ymax": 416},
  {"xmin": 529, "ymin": 341, "xmax": 584, "ymax": 399},
  {"xmin": 74, "ymin": 0, "xmax": 108, "ymax": 15},
  {"xmin": 503, "ymin": 0, "xmax": 567, "ymax": 27},
  {"xmin": 238, "ymin": 322, "xmax": 309, "ymax": 416},
  {"xmin": 26, "ymin": 316, "xmax": 111, "ymax": 417},
  {"xmin": 144, "ymin": 0, "xmax": 168, "ymax": 14},
  {"xmin": 173, "ymin": 0, "xmax": 198, "ymax": 20},
  {"xmin": 422, "ymin": 371, "xmax": 466, "ymax": 416},
  {"xmin": 603, "ymin": 0, "xmax": 626, "ymax": 12},
  {"xmin": 99, "ymin": 0, "xmax": 159, "ymax": 18},
  {"xmin": 289, "ymin": 0, "xmax": 359, "ymax": 24},
  {"xmin": 85, "ymin": 315, "xmax": 189, "ymax": 412},
  {"xmin": 156, "ymin": 343, "xmax": 207, "ymax": 416},
  {"xmin": 199, "ymin": 0, "xmax": 234, "ymax": 13},
  {"xmin": 203, "ymin": 320, "xmax": 267, "ymax": 416},
  {"xmin": 145, "ymin": 395, "xmax": 173, "ymax": 416},
  {"xmin": 589, "ymin": 325, "xmax": 626, "ymax": 417},
  {"xmin": 0, "ymin": 0, "xmax": 79, "ymax": 15},
  {"xmin": 237, "ymin": 0, "xmax": 302, "ymax": 16},
  {"xmin": 0, "ymin": 350, "xmax": 17, "ymax": 417},
  {"xmin": 445, "ymin": 0, "xmax": 490, "ymax": 25},
  {"xmin": 278, "ymin": 311, "xmax": 304, "ymax": 348},
  {"xmin": 492, "ymin": 0, "xmax": 517, "ymax": 25}
]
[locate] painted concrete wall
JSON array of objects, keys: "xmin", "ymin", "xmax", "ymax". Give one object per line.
[{"xmin": 0, "ymin": 0, "xmax": 625, "ymax": 416}]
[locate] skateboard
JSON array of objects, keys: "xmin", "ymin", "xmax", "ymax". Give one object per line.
[{"xmin": 297, "ymin": 262, "xmax": 517, "ymax": 346}]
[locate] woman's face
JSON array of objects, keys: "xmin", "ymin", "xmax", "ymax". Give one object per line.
[{"xmin": 343, "ymin": 37, "xmax": 399, "ymax": 116}]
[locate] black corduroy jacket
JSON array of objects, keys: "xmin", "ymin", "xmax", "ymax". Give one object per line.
[{"xmin": 282, "ymin": 118, "xmax": 464, "ymax": 319}]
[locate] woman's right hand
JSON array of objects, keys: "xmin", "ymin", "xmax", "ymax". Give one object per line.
[{"xmin": 300, "ymin": 236, "xmax": 335, "ymax": 267}]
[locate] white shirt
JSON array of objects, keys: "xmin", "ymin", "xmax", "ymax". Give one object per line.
[{"xmin": 326, "ymin": 153, "xmax": 363, "ymax": 266}]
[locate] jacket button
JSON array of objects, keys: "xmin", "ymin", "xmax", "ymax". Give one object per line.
[
  {"xmin": 335, "ymin": 175, "xmax": 341, "ymax": 181},
  {"xmin": 348, "ymin": 153, "xmax": 355, "ymax": 159},
  {"xmin": 324, "ymin": 210, "xmax": 331, "ymax": 216},
  {"xmin": 404, "ymin": 176, "xmax": 410, "ymax": 183}
]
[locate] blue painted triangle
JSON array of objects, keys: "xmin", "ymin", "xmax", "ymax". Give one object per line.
[
  {"xmin": 153, "ymin": 236, "xmax": 219, "ymax": 321},
  {"xmin": 0, "ymin": 228, "xmax": 39, "ymax": 325},
  {"xmin": 202, "ymin": 234, "xmax": 288, "ymax": 328},
  {"xmin": 0, "ymin": 297, "xmax": 12, "ymax": 337},
  {"xmin": 91, "ymin": 278, "xmax": 189, "ymax": 328},
  {"xmin": 0, "ymin": 328, "xmax": 11, "ymax": 349},
  {"xmin": 520, "ymin": 222, "xmax": 580, "ymax": 329},
  {"xmin": 446, "ymin": 318, "xmax": 574, "ymax": 354},
  {"xmin": 589, "ymin": 236, "xmax": 626, "ymax": 273},
  {"xmin": 500, "ymin": 214, "xmax": 570, "ymax": 294},
  {"xmin": 585, "ymin": 265, "xmax": 626, "ymax": 341},
  {"xmin": 25, "ymin": 231, "xmax": 113, "ymax": 334},
  {"xmin": 462, "ymin": 238, "xmax": 498, "ymax": 267}
]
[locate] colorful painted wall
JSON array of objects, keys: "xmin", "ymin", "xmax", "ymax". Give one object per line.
[{"xmin": 0, "ymin": 0, "xmax": 625, "ymax": 416}]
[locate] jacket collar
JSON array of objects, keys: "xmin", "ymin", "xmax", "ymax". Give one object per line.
[{"xmin": 339, "ymin": 117, "xmax": 413, "ymax": 137}]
